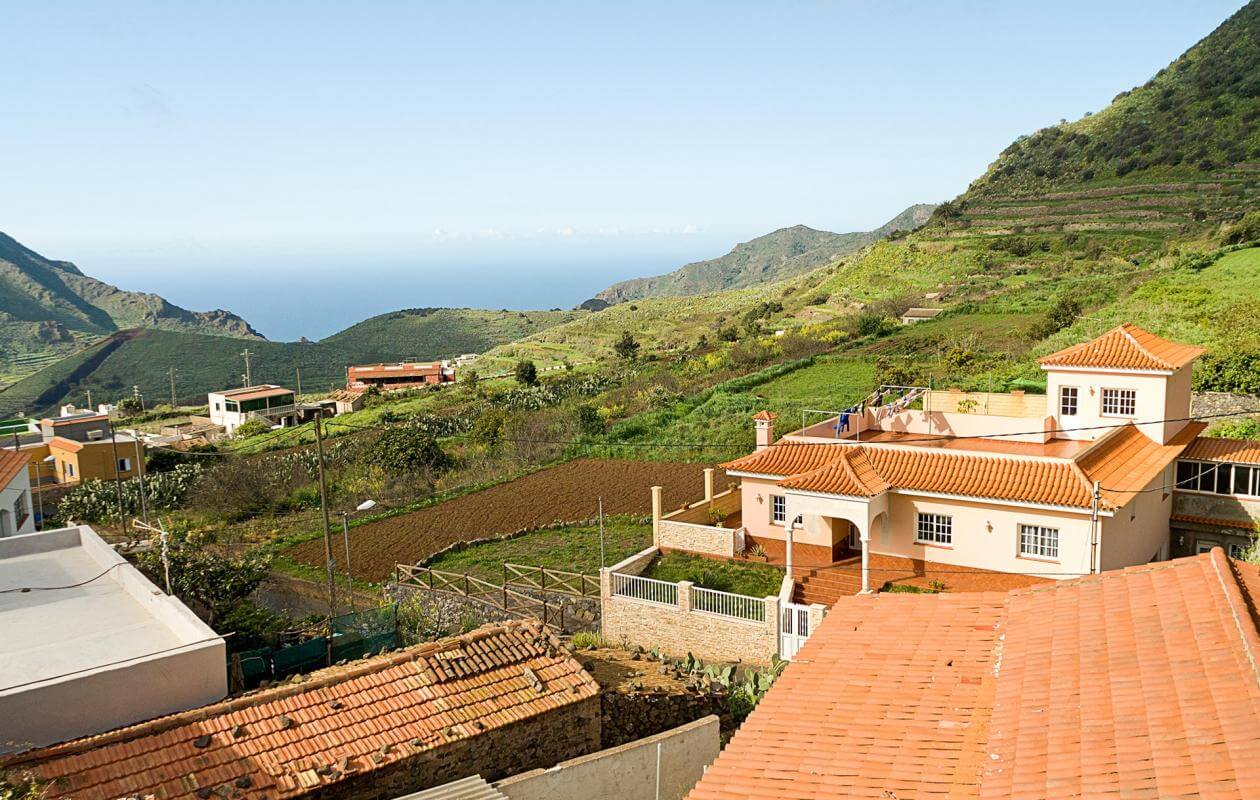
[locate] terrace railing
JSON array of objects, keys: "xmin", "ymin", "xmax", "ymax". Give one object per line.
[
  {"xmin": 691, "ymin": 585, "xmax": 767, "ymax": 623},
  {"xmin": 611, "ymin": 573, "xmax": 678, "ymax": 606},
  {"xmin": 391, "ymin": 563, "xmax": 595, "ymax": 632}
]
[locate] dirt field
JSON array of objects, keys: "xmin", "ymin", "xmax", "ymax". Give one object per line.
[{"xmin": 287, "ymin": 459, "xmax": 725, "ymax": 581}]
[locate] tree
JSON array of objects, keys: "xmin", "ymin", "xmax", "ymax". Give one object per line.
[
  {"xmin": 471, "ymin": 408, "xmax": 508, "ymax": 448},
  {"xmin": 576, "ymin": 404, "xmax": 605, "ymax": 436},
  {"xmin": 233, "ymin": 417, "xmax": 271, "ymax": 438},
  {"xmin": 135, "ymin": 527, "xmax": 271, "ymax": 628},
  {"xmin": 461, "ymin": 368, "xmax": 480, "ymax": 391},
  {"xmin": 514, "ymin": 359, "xmax": 538, "ymax": 386},
  {"xmin": 1030, "ymin": 296, "xmax": 1081, "ymax": 339},
  {"xmin": 613, "ymin": 331, "xmax": 641, "ymax": 360},
  {"xmin": 118, "ymin": 397, "xmax": 143, "ymax": 415},
  {"xmin": 365, "ymin": 422, "xmax": 454, "ymax": 478}
]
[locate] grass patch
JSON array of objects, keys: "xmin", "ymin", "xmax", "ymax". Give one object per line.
[
  {"xmin": 642, "ymin": 552, "xmax": 784, "ymax": 598},
  {"xmin": 424, "ymin": 517, "xmax": 652, "ymax": 584}
]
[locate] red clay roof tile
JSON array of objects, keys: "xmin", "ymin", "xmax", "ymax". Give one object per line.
[
  {"xmin": 1038, "ymin": 323, "xmax": 1205, "ymax": 372},
  {"xmin": 688, "ymin": 550, "xmax": 1260, "ymax": 800},
  {"xmin": 4, "ymin": 620, "xmax": 598, "ymax": 800},
  {"xmin": 1182, "ymin": 436, "xmax": 1260, "ymax": 465}
]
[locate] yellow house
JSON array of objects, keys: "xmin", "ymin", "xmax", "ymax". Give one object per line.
[{"xmin": 47, "ymin": 435, "xmax": 145, "ymax": 485}]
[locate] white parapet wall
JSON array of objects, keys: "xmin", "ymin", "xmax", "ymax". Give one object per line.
[
  {"xmin": 600, "ymin": 547, "xmax": 780, "ymax": 664},
  {"xmin": 495, "ymin": 715, "xmax": 720, "ymax": 800},
  {"xmin": 0, "ymin": 526, "xmax": 226, "ymax": 754}
]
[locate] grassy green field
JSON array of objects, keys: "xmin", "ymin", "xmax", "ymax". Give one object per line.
[
  {"xmin": 642, "ymin": 552, "xmax": 784, "ymax": 597},
  {"xmin": 423, "ymin": 519, "xmax": 652, "ymax": 584}
]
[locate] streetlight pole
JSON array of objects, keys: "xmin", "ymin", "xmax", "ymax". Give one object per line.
[
  {"xmin": 312, "ymin": 407, "xmax": 336, "ymax": 621},
  {"xmin": 339, "ymin": 499, "xmax": 376, "ymax": 612},
  {"xmin": 108, "ymin": 422, "xmax": 127, "ymax": 534},
  {"xmin": 133, "ymin": 435, "xmax": 149, "ymax": 527}
]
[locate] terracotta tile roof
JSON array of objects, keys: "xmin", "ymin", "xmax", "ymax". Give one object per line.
[
  {"xmin": 1038, "ymin": 323, "xmax": 1205, "ymax": 371},
  {"xmin": 779, "ymin": 447, "xmax": 890, "ymax": 497},
  {"xmin": 5, "ymin": 621, "xmax": 599, "ymax": 800},
  {"xmin": 349, "ymin": 363, "xmax": 444, "ymax": 380},
  {"xmin": 751, "ymin": 410, "xmax": 778, "ymax": 422},
  {"xmin": 0, "ymin": 448, "xmax": 28, "ymax": 488},
  {"xmin": 220, "ymin": 385, "xmax": 294, "ymax": 402},
  {"xmin": 46, "ymin": 436, "xmax": 85, "ymax": 453},
  {"xmin": 688, "ymin": 550, "xmax": 1260, "ymax": 800},
  {"xmin": 1171, "ymin": 512, "xmax": 1258, "ymax": 531},
  {"xmin": 720, "ymin": 442, "xmax": 837, "ymax": 477},
  {"xmin": 1182, "ymin": 435, "xmax": 1260, "ymax": 465},
  {"xmin": 1075, "ymin": 421, "xmax": 1205, "ymax": 508}
]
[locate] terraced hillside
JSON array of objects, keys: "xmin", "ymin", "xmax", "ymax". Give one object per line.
[{"xmin": 930, "ymin": 1, "xmax": 1260, "ymax": 238}]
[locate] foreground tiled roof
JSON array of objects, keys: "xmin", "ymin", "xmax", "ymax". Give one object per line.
[
  {"xmin": 1038, "ymin": 323, "xmax": 1205, "ymax": 371},
  {"xmin": 5, "ymin": 621, "xmax": 599, "ymax": 800},
  {"xmin": 1182, "ymin": 435, "xmax": 1260, "ymax": 465},
  {"xmin": 688, "ymin": 550, "xmax": 1260, "ymax": 800}
]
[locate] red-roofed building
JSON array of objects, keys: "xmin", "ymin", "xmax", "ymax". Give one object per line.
[
  {"xmin": 347, "ymin": 361, "xmax": 455, "ymax": 391},
  {"xmin": 687, "ymin": 549, "xmax": 1260, "ymax": 800},
  {"xmin": 0, "ymin": 447, "xmax": 34, "ymax": 536},
  {"xmin": 643, "ymin": 325, "xmax": 1257, "ymax": 615},
  {"xmin": 2, "ymin": 620, "xmax": 602, "ymax": 800}
]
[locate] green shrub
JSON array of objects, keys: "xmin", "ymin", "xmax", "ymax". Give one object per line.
[
  {"xmin": 58, "ymin": 464, "xmax": 202, "ymax": 524},
  {"xmin": 1206, "ymin": 417, "xmax": 1260, "ymax": 439},
  {"xmin": 1193, "ymin": 350, "xmax": 1260, "ymax": 395},
  {"xmin": 570, "ymin": 631, "xmax": 608, "ymax": 649},
  {"xmin": 514, "ymin": 359, "xmax": 538, "ymax": 386},
  {"xmin": 1223, "ymin": 212, "xmax": 1260, "ymax": 245},
  {"xmin": 233, "ymin": 417, "xmax": 272, "ymax": 438},
  {"xmin": 364, "ymin": 423, "xmax": 453, "ymax": 478}
]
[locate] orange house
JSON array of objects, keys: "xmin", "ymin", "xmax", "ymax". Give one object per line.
[{"xmin": 47, "ymin": 435, "xmax": 145, "ymax": 486}]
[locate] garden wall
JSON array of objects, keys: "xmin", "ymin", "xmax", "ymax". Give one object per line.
[
  {"xmin": 497, "ymin": 715, "xmax": 719, "ymax": 800},
  {"xmin": 600, "ymin": 565, "xmax": 779, "ymax": 665},
  {"xmin": 656, "ymin": 520, "xmax": 737, "ymax": 558}
]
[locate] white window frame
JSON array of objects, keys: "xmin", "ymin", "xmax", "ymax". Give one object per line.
[
  {"xmin": 915, "ymin": 512, "xmax": 952, "ymax": 545},
  {"xmin": 1177, "ymin": 460, "xmax": 1258, "ymax": 497},
  {"xmin": 1228, "ymin": 542, "xmax": 1250, "ymax": 560},
  {"xmin": 1018, "ymin": 523, "xmax": 1059, "ymax": 560},
  {"xmin": 1059, "ymin": 386, "xmax": 1078, "ymax": 417},
  {"xmin": 770, "ymin": 494, "xmax": 786, "ymax": 524},
  {"xmin": 1100, "ymin": 387, "xmax": 1136, "ymax": 418}
]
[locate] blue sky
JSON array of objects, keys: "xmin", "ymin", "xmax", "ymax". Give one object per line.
[{"xmin": 0, "ymin": 2, "xmax": 1247, "ymax": 337}]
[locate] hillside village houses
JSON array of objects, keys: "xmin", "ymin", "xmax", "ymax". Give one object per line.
[
  {"xmin": 9, "ymin": 408, "xmax": 145, "ymax": 508},
  {"xmin": 207, "ymin": 384, "xmax": 298, "ymax": 435},
  {"xmin": 346, "ymin": 360, "xmax": 456, "ymax": 391}
]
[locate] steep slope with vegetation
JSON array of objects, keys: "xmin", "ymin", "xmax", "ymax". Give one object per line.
[
  {"xmin": 0, "ymin": 232, "xmax": 262, "ymax": 382},
  {"xmin": 0, "ymin": 307, "xmax": 584, "ymax": 415},
  {"xmin": 931, "ymin": 1, "xmax": 1259, "ymax": 239},
  {"xmin": 592, "ymin": 204, "xmax": 935, "ymax": 304}
]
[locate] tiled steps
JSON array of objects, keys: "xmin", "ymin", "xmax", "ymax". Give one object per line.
[{"xmin": 792, "ymin": 567, "xmax": 866, "ymax": 606}]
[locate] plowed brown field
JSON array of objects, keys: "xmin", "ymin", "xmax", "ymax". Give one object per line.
[{"xmin": 286, "ymin": 459, "xmax": 725, "ymax": 581}]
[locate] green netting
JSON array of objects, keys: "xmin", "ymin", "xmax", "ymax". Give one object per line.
[
  {"xmin": 234, "ymin": 647, "xmax": 272, "ymax": 684},
  {"xmin": 272, "ymin": 637, "xmax": 329, "ymax": 678}
]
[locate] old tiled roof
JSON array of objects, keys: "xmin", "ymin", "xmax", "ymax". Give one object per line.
[
  {"xmin": 720, "ymin": 442, "xmax": 837, "ymax": 477},
  {"xmin": 1038, "ymin": 323, "xmax": 1205, "ymax": 372},
  {"xmin": 751, "ymin": 410, "xmax": 778, "ymax": 422},
  {"xmin": 779, "ymin": 447, "xmax": 890, "ymax": 497},
  {"xmin": 687, "ymin": 550, "xmax": 1260, "ymax": 800},
  {"xmin": 1171, "ymin": 512, "xmax": 1258, "ymax": 530},
  {"xmin": 1076, "ymin": 421, "xmax": 1205, "ymax": 508},
  {"xmin": 220, "ymin": 384, "xmax": 294, "ymax": 402},
  {"xmin": 0, "ymin": 447, "xmax": 28, "ymax": 487},
  {"xmin": 5, "ymin": 621, "xmax": 599, "ymax": 800},
  {"xmin": 1182, "ymin": 435, "xmax": 1260, "ymax": 465},
  {"xmin": 349, "ymin": 363, "xmax": 443, "ymax": 379}
]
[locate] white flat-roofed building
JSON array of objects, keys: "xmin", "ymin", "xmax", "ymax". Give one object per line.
[
  {"xmin": 0, "ymin": 525, "xmax": 226, "ymax": 754},
  {"xmin": 206, "ymin": 384, "xmax": 297, "ymax": 435}
]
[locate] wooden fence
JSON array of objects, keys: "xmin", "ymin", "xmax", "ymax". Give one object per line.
[{"xmin": 392, "ymin": 563, "xmax": 598, "ymax": 632}]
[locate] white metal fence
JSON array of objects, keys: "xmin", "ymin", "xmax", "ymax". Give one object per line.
[
  {"xmin": 692, "ymin": 586, "xmax": 766, "ymax": 623},
  {"xmin": 612, "ymin": 573, "xmax": 679, "ymax": 606}
]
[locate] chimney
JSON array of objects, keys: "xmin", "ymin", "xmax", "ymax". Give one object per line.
[{"xmin": 753, "ymin": 411, "xmax": 777, "ymax": 451}]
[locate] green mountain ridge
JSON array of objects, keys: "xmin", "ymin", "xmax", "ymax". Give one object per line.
[
  {"xmin": 0, "ymin": 307, "xmax": 583, "ymax": 415},
  {"xmin": 591, "ymin": 204, "xmax": 936, "ymax": 305}
]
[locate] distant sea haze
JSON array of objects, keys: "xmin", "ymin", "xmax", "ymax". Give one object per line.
[{"xmin": 84, "ymin": 237, "xmax": 733, "ymax": 341}]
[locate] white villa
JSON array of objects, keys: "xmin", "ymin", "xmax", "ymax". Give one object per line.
[
  {"xmin": 206, "ymin": 384, "xmax": 297, "ymax": 435},
  {"xmin": 652, "ymin": 324, "xmax": 1259, "ymax": 606}
]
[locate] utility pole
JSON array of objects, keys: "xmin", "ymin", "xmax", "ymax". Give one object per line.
[
  {"xmin": 312, "ymin": 407, "xmax": 337, "ymax": 661},
  {"xmin": 108, "ymin": 423, "xmax": 128, "ymax": 534},
  {"xmin": 598, "ymin": 496, "xmax": 605, "ymax": 569},
  {"xmin": 168, "ymin": 368, "xmax": 177, "ymax": 407},
  {"xmin": 296, "ymin": 366, "xmax": 302, "ymax": 396},
  {"xmin": 132, "ymin": 385, "xmax": 143, "ymax": 412},
  {"xmin": 86, "ymin": 389, "xmax": 92, "ymax": 410},
  {"xmin": 241, "ymin": 349, "xmax": 253, "ymax": 386},
  {"xmin": 133, "ymin": 436, "xmax": 149, "ymax": 526}
]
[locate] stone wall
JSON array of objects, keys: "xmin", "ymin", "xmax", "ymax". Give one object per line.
[
  {"xmin": 497, "ymin": 715, "xmax": 720, "ymax": 800},
  {"xmin": 323, "ymin": 696, "xmax": 601, "ymax": 800},
  {"xmin": 600, "ymin": 690, "xmax": 728, "ymax": 750},
  {"xmin": 657, "ymin": 519, "xmax": 737, "ymax": 558},
  {"xmin": 600, "ymin": 575, "xmax": 779, "ymax": 665}
]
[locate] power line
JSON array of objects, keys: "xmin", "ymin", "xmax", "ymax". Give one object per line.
[{"xmin": 0, "ymin": 563, "xmax": 123, "ymax": 594}]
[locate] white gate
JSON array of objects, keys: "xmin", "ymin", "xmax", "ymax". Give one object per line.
[{"xmin": 779, "ymin": 602, "xmax": 813, "ymax": 660}]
